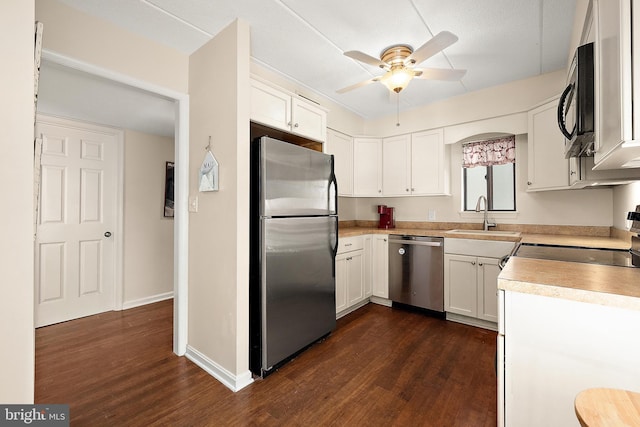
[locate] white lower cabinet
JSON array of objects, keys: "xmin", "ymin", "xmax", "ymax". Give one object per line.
[
  {"xmin": 363, "ymin": 235, "xmax": 373, "ymax": 298},
  {"xmin": 444, "ymin": 255, "xmax": 499, "ymax": 323},
  {"xmin": 372, "ymin": 235, "xmax": 389, "ymax": 299},
  {"xmin": 336, "ymin": 236, "xmax": 366, "ymax": 317}
]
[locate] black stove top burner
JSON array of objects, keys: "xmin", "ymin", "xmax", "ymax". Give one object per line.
[{"xmin": 513, "ymin": 243, "xmax": 635, "ymax": 268}]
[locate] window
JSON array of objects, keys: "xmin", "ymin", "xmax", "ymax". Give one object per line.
[{"xmin": 462, "ymin": 136, "xmax": 516, "ymax": 211}]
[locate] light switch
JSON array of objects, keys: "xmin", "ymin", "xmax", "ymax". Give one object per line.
[
  {"xmin": 428, "ymin": 209, "xmax": 436, "ymax": 221},
  {"xmin": 189, "ymin": 196, "xmax": 199, "ymax": 213}
]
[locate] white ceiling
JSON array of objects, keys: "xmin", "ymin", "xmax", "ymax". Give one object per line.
[{"xmin": 40, "ymin": 0, "xmax": 577, "ymax": 136}]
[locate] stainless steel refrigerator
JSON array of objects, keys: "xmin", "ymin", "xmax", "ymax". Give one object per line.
[{"xmin": 249, "ymin": 136, "xmax": 338, "ymax": 377}]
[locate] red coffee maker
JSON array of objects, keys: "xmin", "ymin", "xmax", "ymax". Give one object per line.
[{"xmin": 377, "ymin": 205, "xmax": 395, "ymax": 229}]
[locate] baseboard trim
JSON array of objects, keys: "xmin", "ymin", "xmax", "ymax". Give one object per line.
[
  {"xmin": 446, "ymin": 312, "xmax": 498, "ymax": 331},
  {"xmin": 185, "ymin": 346, "xmax": 254, "ymax": 392},
  {"xmin": 122, "ymin": 292, "xmax": 173, "ymax": 310},
  {"xmin": 336, "ymin": 299, "xmax": 369, "ymax": 319},
  {"xmin": 370, "ymin": 296, "xmax": 392, "ymax": 307}
]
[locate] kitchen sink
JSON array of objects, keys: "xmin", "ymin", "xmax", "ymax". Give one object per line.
[{"xmin": 448, "ymin": 229, "xmax": 522, "ymax": 237}]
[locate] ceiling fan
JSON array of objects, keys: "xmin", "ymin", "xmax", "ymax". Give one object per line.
[{"xmin": 337, "ymin": 31, "xmax": 466, "ymax": 94}]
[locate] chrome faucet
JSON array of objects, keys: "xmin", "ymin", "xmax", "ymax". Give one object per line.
[{"xmin": 475, "ymin": 195, "xmax": 496, "ymax": 231}]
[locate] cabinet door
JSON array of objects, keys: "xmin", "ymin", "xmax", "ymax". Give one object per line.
[
  {"xmin": 363, "ymin": 235, "xmax": 373, "ymax": 298},
  {"xmin": 250, "ymin": 80, "xmax": 291, "ymax": 132},
  {"xmin": 346, "ymin": 251, "xmax": 364, "ymax": 306},
  {"xmin": 335, "ymin": 253, "xmax": 348, "ymax": 313},
  {"xmin": 382, "ymin": 135, "xmax": 411, "ymax": 196},
  {"xmin": 372, "ymin": 235, "xmax": 389, "ymax": 298},
  {"xmin": 594, "ymin": 0, "xmax": 632, "ymax": 162},
  {"xmin": 411, "ymin": 129, "xmax": 448, "ymax": 195},
  {"xmin": 353, "ymin": 138, "xmax": 383, "ymax": 196},
  {"xmin": 477, "ymin": 257, "xmax": 499, "ymax": 322},
  {"xmin": 444, "ymin": 254, "xmax": 477, "ymax": 317},
  {"xmin": 527, "ymin": 99, "xmax": 570, "ymax": 191},
  {"xmin": 291, "ymin": 98, "xmax": 327, "ymax": 142},
  {"xmin": 325, "ymin": 130, "xmax": 353, "ymax": 196}
]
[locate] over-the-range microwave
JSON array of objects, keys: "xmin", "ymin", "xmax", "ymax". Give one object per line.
[{"xmin": 558, "ymin": 42, "xmax": 595, "ymax": 158}]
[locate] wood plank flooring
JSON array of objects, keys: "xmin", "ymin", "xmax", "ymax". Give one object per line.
[{"xmin": 35, "ymin": 300, "xmax": 497, "ymax": 426}]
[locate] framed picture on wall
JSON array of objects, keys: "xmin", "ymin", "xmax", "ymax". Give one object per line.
[{"xmin": 164, "ymin": 161, "xmax": 175, "ymax": 218}]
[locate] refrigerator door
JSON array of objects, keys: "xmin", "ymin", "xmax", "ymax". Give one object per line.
[
  {"xmin": 261, "ymin": 215, "xmax": 338, "ymax": 372},
  {"xmin": 257, "ymin": 137, "xmax": 336, "ymax": 217}
]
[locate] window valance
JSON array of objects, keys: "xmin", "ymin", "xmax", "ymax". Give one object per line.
[{"xmin": 462, "ymin": 136, "xmax": 515, "ymax": 168}]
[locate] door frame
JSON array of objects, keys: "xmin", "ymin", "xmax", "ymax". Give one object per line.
[{"xmin": 40, "ymin": 49, "xmax": 189, "ymax": 356}]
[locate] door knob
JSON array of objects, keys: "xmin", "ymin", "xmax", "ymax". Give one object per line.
[{"xmin": 104, "ymin": 231, "xmax": 112, "ymax": 238}]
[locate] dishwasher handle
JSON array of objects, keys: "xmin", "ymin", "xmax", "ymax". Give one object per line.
[{"xmin": 389, "ymin": 238, "xmax": 442, "ymax": 247}]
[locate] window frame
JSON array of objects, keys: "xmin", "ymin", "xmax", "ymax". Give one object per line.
[{"xmin": 463, "ymin": 163, "xmax": 516, "ymax": 212}]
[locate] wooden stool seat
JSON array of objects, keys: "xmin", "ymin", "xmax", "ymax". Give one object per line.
[{"xmin": 575, "ymin": 388, "xmax": 640, "ymax": 426}]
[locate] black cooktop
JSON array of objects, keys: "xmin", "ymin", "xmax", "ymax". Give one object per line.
[{"xmin": 513, "ymin": 243, "xmax": 635, "ymax": 268}]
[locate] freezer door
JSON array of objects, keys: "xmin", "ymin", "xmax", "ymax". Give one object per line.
[
  {"xmin": 258, "ymin": 137, "xmax": 336, "ymax": 217},
  {"xmin": 261, "ymin": 216, "xmax": 338, "ymax": 371}
]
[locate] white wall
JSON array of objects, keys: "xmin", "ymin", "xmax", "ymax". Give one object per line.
[
  {"xmin": 188, "ymin": 19, "xmax": 251, "ymax": 388},
  {"xmin": 123, "ymin": 130, "xmax": 175, "ymax": 306},
  {"xmin": 355, "ymin": 135, "xmax": 613, "ymax": 226},
  {"xmin": 0, "ymin": 0, "xmax": 35, "ymax": 403},
  {"xmin": 36, "ymin": 0, "xmax": 188, "ymax": 94},
  {"xmin": 613, "ymin": 182, "xmax": 640, "ymax": 229},
  {"xmin": 364, "ymin": 70, "xmax": 566, "ymax": 137}
]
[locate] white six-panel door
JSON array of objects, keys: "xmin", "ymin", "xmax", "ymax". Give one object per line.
[{"xmin": 35, "ymin": 119, "xmax": 118, "ymax": 327}]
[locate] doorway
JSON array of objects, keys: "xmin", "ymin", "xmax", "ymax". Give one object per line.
[{"xmin": 36, "ymin": 50, "xmax": 188, "ymax": 355}]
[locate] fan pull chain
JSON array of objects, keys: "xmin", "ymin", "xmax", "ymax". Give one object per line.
[{"xmin": 396, "ymin": 93, "xmax": 400, "ymax": 127}]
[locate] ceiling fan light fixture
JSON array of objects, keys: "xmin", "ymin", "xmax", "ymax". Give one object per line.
[{"xmin": 381, "ymin": 67, "xmax": 413, "ymax": 93}]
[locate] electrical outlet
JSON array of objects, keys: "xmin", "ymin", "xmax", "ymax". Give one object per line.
[
  {"xmin": 428, "ymin": 209, "xmax": 436, "ymax": 221},
  {"xmin": 189, "ymin": 196, "xmax": 199, "ymax": 213}
]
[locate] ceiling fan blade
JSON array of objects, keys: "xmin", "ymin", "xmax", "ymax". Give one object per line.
[
  {"xmin": 413, "ymin": 67, "xmax": 466, "ymax": 81},
  {"xmin": 336, "ymin": 77, "xmax": 381, "ymax": 94},
  {"xmin": 404, "ymin": 31, "xmax": 459, "ymax": 66},
  {"xmin": 344, "ymin": 50, "xmax": 388, "ymax": 69}
]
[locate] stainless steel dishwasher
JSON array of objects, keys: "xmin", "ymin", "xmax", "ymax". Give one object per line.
[{"xmin": 388, "ymin": 235, "xmax": 444, "ymax": 312}]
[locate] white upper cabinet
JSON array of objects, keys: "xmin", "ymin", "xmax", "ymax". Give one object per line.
[
  {"xmin": 382, "ymin": 135, "xmax": 411, "ymax": 196},
  {"xmin": 381, "ymin": 129, "xmax": 449, "ymax": 196},
  {"xmin": 291, "ymin": 97, "xmax": 327, "ymax": 143},
  {"xmin": 353, "ymin": 138, "xmax": 383, "ymax": 196},
  {"xmin": 593, "ymin": 0, "xmax": 640, "ymax": 169},
  {"xmin": 411, "ymin": 129, "xmax": 449, "ymax": 195},
  {"xmin": 527, "ymin": 97, "xmax": 570, "ymax": 191},
  {"xmin": 250, "ymin": 79, "xmax": 327, "ymax": 142},
  {"xmin": 325, "ymin": 130, "xmax": 353, "ymax": 196}
]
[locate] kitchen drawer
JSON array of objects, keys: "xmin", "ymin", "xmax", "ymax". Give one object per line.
[{"xmin": 337, "ymin": 236, "xmax": 364, "ymax": 254}]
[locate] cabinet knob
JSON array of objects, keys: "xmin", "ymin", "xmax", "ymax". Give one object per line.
[
  {"xmin": 378, "ymin": 190, "xmax": 382, "ymax": 193},
  {"xmin": 471, "ymin": 261, "xmax": 476, "ymax": 265},
  {"xmin": 294, "ymin": 123, "xmax": 299, "ymax": 128},
  {"xmin": 479, "ymin": 263, "xmax": 483, "ymax": 266},
  {"xmin": 287, "ymin": 121, "xmax": 292, "ymax": 127},
  {"xmin": 406, "ymin": 188, "xmax": 409, "ymax": 192},
  {"xmin": 527, "ymin": 181, "xmax": 532, "ymax": 186},
  {"xmin": 411, "ymin": 188, "xmax": 415, "ymax": 192},
  {"xmin": 570, "ymin": 171, "xmax": 577, "ymax": 175}
]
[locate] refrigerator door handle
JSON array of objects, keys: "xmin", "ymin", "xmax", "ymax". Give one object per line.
[
  {"xmin": 332, "ymin": 218, "xmax": 339, "ymax": 258},
  {"xmin": 328, "ymin": 155, "xmax": 338, "ymax": 215}
]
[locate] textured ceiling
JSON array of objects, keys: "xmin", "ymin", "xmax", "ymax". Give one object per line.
[{"xmin": 41, "ymin": 0, "xmax": 576, "ymax": 135}]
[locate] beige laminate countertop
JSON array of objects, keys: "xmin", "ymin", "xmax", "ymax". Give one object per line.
[
  {"xmin": 339, "ymin": 226, "xmax": 630, "ymax": 248},
  {"xmin": 498, "ymin": 257, "xmax": 640, "ymax": 311}
]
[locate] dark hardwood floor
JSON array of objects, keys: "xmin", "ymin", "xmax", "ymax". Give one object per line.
[{"xmin": 36, "ymin": 300, "xmax": 497, "ymax": 426}]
